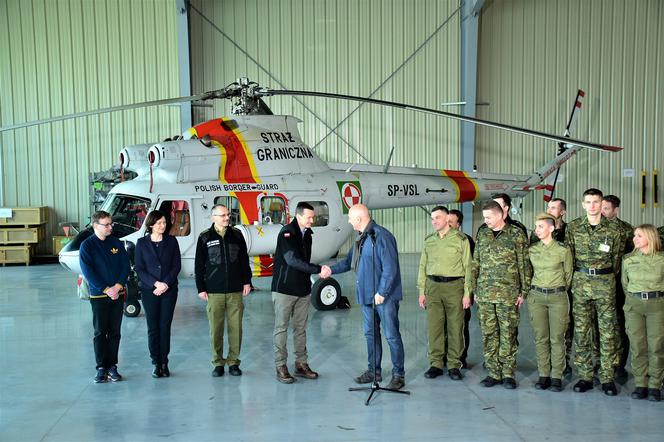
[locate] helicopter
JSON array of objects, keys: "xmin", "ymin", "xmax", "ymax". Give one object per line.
[{"xmin": 2, "ymin": 78, "xmax": 620, "ymax": 316}]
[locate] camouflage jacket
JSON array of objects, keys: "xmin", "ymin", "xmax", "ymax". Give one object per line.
[
  {"xmin": 465, "ymin": 223, "xmax": 531, "ymax": 303},
  {"xmin": 659, "ymin": 226, "xmax": 664, "ymax": 244},
  {"xmin": 565, "ymin": 215, "xmax": 625, "ymax": 274},
  {"xmin": 611, "ymin": 217, "xmax": 634, "ymax": 254}
]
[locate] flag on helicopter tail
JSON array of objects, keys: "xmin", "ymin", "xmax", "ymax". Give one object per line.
[{"xmin": 543, "ymin": 89, "xmax": 585, "ymax": 202}]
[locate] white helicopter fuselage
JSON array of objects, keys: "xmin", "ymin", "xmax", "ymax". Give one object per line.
[{"xmin": 59, "ymin": 113, "xmax": 538, "ymax": 279}]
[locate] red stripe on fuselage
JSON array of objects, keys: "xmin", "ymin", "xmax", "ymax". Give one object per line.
[{"xmin": 443, "ymin": 169, "xmax": 478, "ymax": 202}]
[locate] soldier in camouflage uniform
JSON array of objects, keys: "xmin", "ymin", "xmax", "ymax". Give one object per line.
[
  {"xmin": 466, "ymin": 201, "xmax": 530, "ymax": 389},
  {"xmin": 418, "ymin": 206, "xmax": 471, "ymax": 381},
  {"xmin": 565, "ymin": 188, "xmax": 625, "ymax": 396},
  {"xmin": 621, "ymin": 224, "xmax": 664, "ymax": 402},
  {"xmin": 601, "ymin": 195, "xmax": 633, "ymax": 379}
]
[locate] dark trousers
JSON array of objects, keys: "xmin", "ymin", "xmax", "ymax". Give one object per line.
[
  {"xmin": 141, "ymin": 287, "xmax": 178, "ymax": 365},
  {"xmin": 91, "ymin": 297, "xmax": 124, "ymax": 369}
]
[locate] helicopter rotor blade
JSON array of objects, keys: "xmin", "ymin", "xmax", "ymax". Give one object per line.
[
  {"xmin": 260, "ymin": 89, "xmax": 622, "ymax": 153},
  {"xmin": 0, "ymin": 91, "xmax": 224, "ymax": 133}
]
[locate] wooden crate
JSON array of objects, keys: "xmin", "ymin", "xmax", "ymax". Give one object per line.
[
  {"xmin": 0, "ymin": 226, "xmax": 44, "ymax": 244},
  {"xmin": 52, "ymin": 236, "xmax": 73, "ymax": 255},
  {"xmin": 0, "ymin": 207, "xmax": 48, "ymax": 226},
  {"xmin": 0, "ymin": 245, "xmax": 33, "ymax": 265}
]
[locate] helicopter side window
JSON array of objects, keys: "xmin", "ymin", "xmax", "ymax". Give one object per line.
[
  {"xmin": 157, "ymin": 200, "xmax": 191, "ymax": 237},
  {"xmin": 303, "ymin": 201, "xmax": 329, "ymax": 227},
  {"xmin": 101, "ymin": 194, "xmax": 151, "ymax": 233},
  {"xmin": 260, "ymin": 197, "xmax": 287, "ymax": 225},
  {"xmin": 214, "ymin": 196, "xmax": 242, "ymax": 225}
]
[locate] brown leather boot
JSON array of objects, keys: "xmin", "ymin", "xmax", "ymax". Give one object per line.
[
  {"xmin": 276, "ymin": 365, "xmax": 295, "ymax": 384},
  {"xmin": 294, "ymin": 362, "xmax": 319, "ymax": 379}
]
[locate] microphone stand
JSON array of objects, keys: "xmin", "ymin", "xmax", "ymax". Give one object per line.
[{"xmin": 349, "ymin": 230, "xmax": 410, "ymax": 405}]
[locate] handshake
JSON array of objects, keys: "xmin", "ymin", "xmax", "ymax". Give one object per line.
[{"xmin": 319, "ymin": 265, "xmax": 332, "ymax": 279}]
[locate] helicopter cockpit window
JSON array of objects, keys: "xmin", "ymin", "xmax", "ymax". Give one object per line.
[
  {"xmin": 260, "ymin": 197, "xmax": 287, "ymax": 225},
  {"xmin": 157, "ymin": 200, "xmax": 191, "ymax": 237},
  {"xmin": 214, "ymin": 196, "xmax": 242, "ymax": 225},
  {"xmin": 304, "ymin": 201, "xmax": 329, "ymax": 227},
  {"xmin": 101, "ymin": 194, "xmax": 151, "ymax": 233}
]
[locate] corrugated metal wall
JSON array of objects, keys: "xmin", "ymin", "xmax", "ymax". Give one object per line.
[
  {"xmin": 188, "ymin": 0, "xmax": 461, "ymax": 253},
  {"xmin": 476, "ymin": 0, "xmax": 664, "ymax": 231},
  {"xmin": 0, "ymin": 0, "xmax": 181, "ymax": 254}
]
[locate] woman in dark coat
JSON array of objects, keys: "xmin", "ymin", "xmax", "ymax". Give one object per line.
[{"xmin": 134, "ymin": 210, "xmax": 181, "ymax": 377}]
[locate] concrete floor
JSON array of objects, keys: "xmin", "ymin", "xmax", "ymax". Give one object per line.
[{"xmin": 1, "ymin": 254, "xmax": 662, "ymax": 442}]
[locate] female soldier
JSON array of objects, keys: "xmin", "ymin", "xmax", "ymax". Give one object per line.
[
  {"xmin": 622, "ymin": 224, "xmax": 664, "ymax": 401},
  {"xmin": 135, "ymin": 210, "xmax": 181, "ymax": 377},
  {"xmin": 528, "ymin": 213, "xmax": 573, "ymax": 392}
]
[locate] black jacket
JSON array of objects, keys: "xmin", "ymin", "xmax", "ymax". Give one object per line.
[
  {"xmin": 134, "ymin": 234, "xmax": 182, "ymax": 292},
  {"xmin": 271, "ymin": 219, "xmax": 321, "ymax": 297},
  {"xmin": 195, "ymin": 224, "xmax": 252, "ymax": 293}
]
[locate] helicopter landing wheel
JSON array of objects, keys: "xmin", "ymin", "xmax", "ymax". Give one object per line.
[
  {"xmin": 124, "ymin": 299, "xmax": 141, "ymax": 317},
  {"xmin": 311, "ymin": 277, "xmax": 341, "ymax": 311}
]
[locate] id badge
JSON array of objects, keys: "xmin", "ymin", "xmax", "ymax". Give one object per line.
[{"xmin": 599, "ymin": 243, "xmax": 610, "ymax": 253}]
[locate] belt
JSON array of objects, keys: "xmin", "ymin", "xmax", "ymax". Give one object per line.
[
  {"xmin": 531, "ymin": 285, "xmax": 567, "ymax": 294},
  {"xmin": 575, "ymin": 267, "xmax": 613, "ymax": 276},
  {"xmin": 427, "ymin": 275, "xmax": 463, "ymax": 283},
  {"xmin": 630, "ymin": 291, "xmax": 664, "ymax": 300}
]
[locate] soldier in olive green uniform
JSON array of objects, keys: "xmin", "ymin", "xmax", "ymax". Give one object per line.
[
  {"xmin": 528, "ymin": 213, "xmax": 573, "ymax": 392},
  {"xmin": 621, "ymin": 224, "xmax": 664, "ymax": 402},
  {"xmin": 418, "ymin": 206, "xmax": 471, "ymax": 380},
  {"xmin": 601, "ymin": 195, "xmax": 633, "ymax": 378},
  {"xmin": 466, "ymin": 201, "xmax": 530, "ymax": 389},
  {"xmin": 565, "ymin": 189, "xmax": 625, "ymax": 396}
]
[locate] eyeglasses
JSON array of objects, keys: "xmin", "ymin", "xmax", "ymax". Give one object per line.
[{"xmin": 96, "ymin": 222, "xmax": 114, "ymax": 228}]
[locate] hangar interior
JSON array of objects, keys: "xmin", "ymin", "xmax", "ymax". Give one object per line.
[{"xmin": 1, "ymin": 0, "xmax": 663, "ymax": 441}]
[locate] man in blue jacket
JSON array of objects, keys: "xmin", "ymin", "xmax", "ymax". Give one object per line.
[
  {"xmin": 330, "ymin": 204, "xmax": 406, "ymax": 390},
  {"xmin": 79, "ymin": 210, "xmax": 131, "ymax": 383}
]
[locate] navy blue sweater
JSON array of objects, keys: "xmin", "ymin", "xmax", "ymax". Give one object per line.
[{"xmin": 79, "ymin": 234, "xmax": 131, "ymax": 296}]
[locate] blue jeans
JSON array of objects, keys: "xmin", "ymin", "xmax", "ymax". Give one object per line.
[{"xmin": 361, "ymin": 298, "xmax": 405, "ymax": 377}]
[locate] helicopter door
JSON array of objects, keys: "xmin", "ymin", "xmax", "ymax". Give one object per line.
[
  {"xmin": 156, "ymin": 198, "xmax": 195, "ymax": 256},
  {"xmin": 294, "ymin": 199, "xmax": 347, "ymax": 262}
]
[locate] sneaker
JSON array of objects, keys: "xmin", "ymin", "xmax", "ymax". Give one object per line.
[
  {"xmin": 503, "ymin": 377, "xmax": 517, "ymax": 389},
  {"xmin": 424, "ymin": 366, "xmax": 444, "ymax": 379},
  {"xmin": 228, "ymin": 364, "xmax": 242, "ymax": 376},
  {"xmin": 354, "ymin": 370, "xmax": 382, "ymax": 384},
  {"xmin": 108, "ymin": 366, "xmax": 123, "ymax": 382},
  {"xmin": 534, "ymin": 376, "xmax": 551, "ymax": 390},
  {"xmin": 631, "ymin": 387, "xmax": 648, "ymax": 399},
  {"xmin": 161, "ymin": 363, "xmax": 170, "ymax": 377},
  {"xmin": 152, "ymin": 365, "xmax": 163, "ymax": 378},
  {"xmin": 276, "ymin": 365, "xmax": 295, "ymax": 384},
  {"xmin": 212, "ymin": 366, "xmax": 225, "ymax": 377},
  {"xmin": 448, "ymin": 368, "xmax": 463, "ymax": 381},
  {"xmin": 550, "ymin": 378, "xmax": 562, "ymax": 392},
  {"xmin": 386, "ymin": 375, "xmax": 405, "ymax": 390},
  {"xmin": 648, "ymin": 388, "xmax": 661, "ymax": 402},
  {"xmin": 94, "ymin": 367, "xmax": 107, "ymax": 383},
  {"xmin": 573, "ymin": 380, "xmax": 593, "ymax": 393}
]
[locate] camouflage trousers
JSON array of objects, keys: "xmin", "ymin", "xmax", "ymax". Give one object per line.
[
  {"xmin": 624, "ymin": 295, "xmax": 664, "ymax": 389},
  {"xmin": 425, "ymin": 279, "xmax": 465, "ymax": 369},
  {"xmin": 527, "ymin": 290, "xmax": 570, "ymax": 379},
  {"xmin": 572, "ymin": 273, "xmax": 617, "ymax": 383},
  {"xmin": 477, "ymin": 301, "xmax": 519, "ymax": 379}
]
